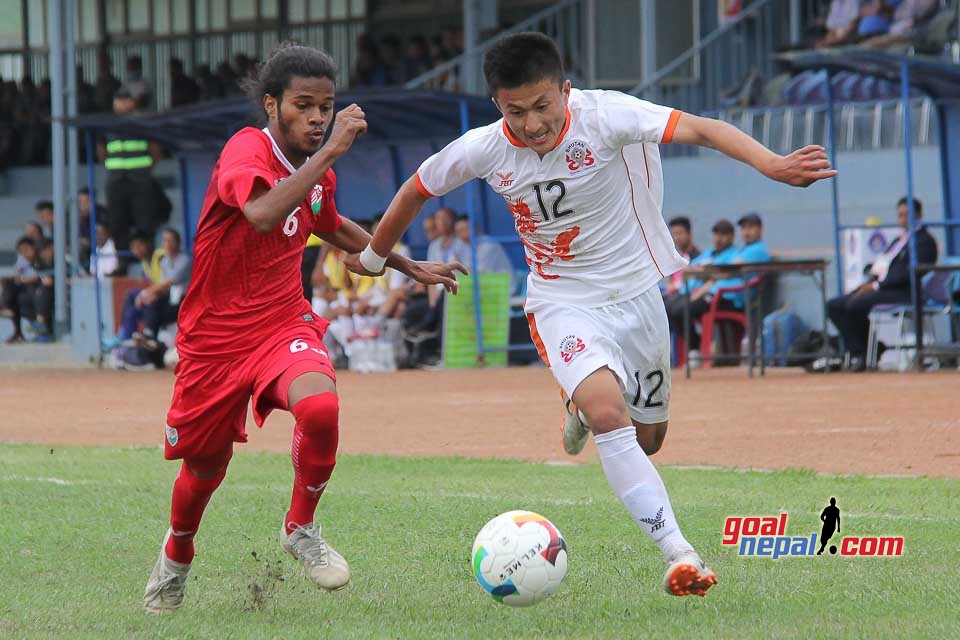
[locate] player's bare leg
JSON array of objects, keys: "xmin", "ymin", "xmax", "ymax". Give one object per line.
[
  {"xmin": 633, "ymin": 420, "xmax": 668, "ymax": 456},
  {"xmin": 144, "ymin": 449, "xmax": 233, "ymax": 613},
  {"xmin": 572, "ymin": 367, "xmax": 717, "ymax": 597},
  {"xmin": 278, "ymin": 371, "xmax": 351, "ymax": 590}
]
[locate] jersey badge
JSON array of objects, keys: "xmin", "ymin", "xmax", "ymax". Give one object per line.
[{"xmin": 564, "ymin": 140, "xmax": 596, "ymax": 173}]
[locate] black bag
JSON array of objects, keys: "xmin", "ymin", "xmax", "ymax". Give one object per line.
[{"xmin": 787, "ymin": 330, "xmax": 840, "ymax": 369}]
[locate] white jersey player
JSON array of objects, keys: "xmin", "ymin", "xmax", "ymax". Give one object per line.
[{"xmin": 350, "ymin": 33, "xmax": 835, "ymax": 597}]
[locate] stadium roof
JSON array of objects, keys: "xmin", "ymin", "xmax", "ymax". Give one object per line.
[
  {"xmin": 777, "ymin": 50, "xmax": 960, "ymax": 101},
  {"xmin": 69, "ymin": 89, "xmax": 503, "ymax": 151}
]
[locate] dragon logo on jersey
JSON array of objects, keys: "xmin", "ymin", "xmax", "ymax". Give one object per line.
[
  {"xmin": 309, "ymin": 185, "xmax": 324, "ymax": 215},
  {"xmin": 559, "ymin": 335, "xmax": 586, "ymax": 363},
  {"xmin": 520, "ymin": 226, "xmax": 580, "ymax": 280},
  {"xmin": 564, "ymin": 140, "xmax": 595, "ymax": 172},
  {"xmin": 506, "ymin": 195, "xmax": 538, "ymax": 234},
  {"xmin": 496, "ymin": 171, "xmax": 515, "ymax": 187}
]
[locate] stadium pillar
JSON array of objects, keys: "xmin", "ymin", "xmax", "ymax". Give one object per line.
[
  {"xmin": 824, "ymin": 70, "xmax": 843, "ymax": 295},
  {"xmin": 789, "ymin": 0, "xmax": 801, "ymax": 44},
  {"xmin": 460, "ymin": 98, "xmax": 485, "ymax": 364},
  {"xmin": 900, "ymin": 61, "xmax": 921, "ymax": 370},
  {"xmin": 463, "ymin": 0, "xmax": 480, "ymax": 95},
  {"xmin": 85, "ymin": 130, "xmax": 104, "ymax": 367},
  {"xmin": 937, "ymin": 104, "xmax": 960, "ymax": 255},
  {"xmin": 48, "ymin": 0, "xmax": 68, "ymax": 339},
  {"xmin": 66, "ymin": 0, "xmax": 80, "ymax": 279},
  {"xmin": 640, "ymin": 1, "xmax": 657, "ymax": 87}
]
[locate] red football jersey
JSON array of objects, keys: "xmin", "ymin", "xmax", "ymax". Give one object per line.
[{"xmin": 176, "ymin": 127, "xmax": 342, "ymax": 360}]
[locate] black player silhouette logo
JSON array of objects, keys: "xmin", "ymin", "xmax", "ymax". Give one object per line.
[{"xmin": 817, "ymin": 497, "xmax": 841, "ymax": 555}]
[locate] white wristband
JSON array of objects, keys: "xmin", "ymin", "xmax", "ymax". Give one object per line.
[{"xmin": 359, "ymin": 243, "xmax": 387, "ymax": 273}]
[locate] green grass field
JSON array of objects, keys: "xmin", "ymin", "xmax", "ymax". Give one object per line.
[{"xmin": 1, "ymin": 444, "xmax": 957, "ymax": 639}]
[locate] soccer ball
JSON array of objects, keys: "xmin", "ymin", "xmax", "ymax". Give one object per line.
[{"xmin": 471, "ymin": 510, "xmax": 568, "ymax": 607}]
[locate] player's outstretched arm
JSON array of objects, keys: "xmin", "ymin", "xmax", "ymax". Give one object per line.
[
  {"xmin": 670, "ymin": 113, "xmax": 838, "ymax": 187},
  {"xmin": 320, "ymin": 216, "xmax": 467, "ymax": 293},
  {"xmin": 243, "ymin": 105, "xmax": 367, "ymax": 232}
]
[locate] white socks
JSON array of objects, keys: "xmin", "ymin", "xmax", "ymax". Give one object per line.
[{"xmin": 594, "ymin": 426, "xmax": 693, "ymax": 560}]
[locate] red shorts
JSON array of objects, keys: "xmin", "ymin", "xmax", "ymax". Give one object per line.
[{"xmin": 164, "ymin": 321, "xmax": 335, "ymax": 460}]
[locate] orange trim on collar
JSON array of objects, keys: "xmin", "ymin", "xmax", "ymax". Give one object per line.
[
  {"xmin": 502, "ymin": 119, "xmax": 527, "ymax": 147},
  {"xmin": 550, "ymin": 106, "xmax": 572, "ymax": 151},
  {"xmin": 501, "ymin": 106, "xmax": 572, "ymax": 150}
]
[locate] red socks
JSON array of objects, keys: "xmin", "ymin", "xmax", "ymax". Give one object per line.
[
  {"xmin": 285, "ymin": 392, "xmax": 340, "ymax": 535},
  {"xmin": 165, "ymin": 454, "xmax": 230, "ymax": 564}
]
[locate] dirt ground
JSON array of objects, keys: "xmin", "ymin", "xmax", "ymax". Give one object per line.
[{"xmin": 1, "ymin": 366, "xmax": 958, "ymax": 478}]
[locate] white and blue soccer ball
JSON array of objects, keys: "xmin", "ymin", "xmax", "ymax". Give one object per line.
[{"xmin": 471, "ymin": 510, "xmax": 568, "ymax": 607}]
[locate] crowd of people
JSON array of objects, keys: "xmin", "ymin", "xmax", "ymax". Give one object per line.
[
  {"xmin": 307, "ymin": 206, "xmax": 512, "ymax": 369},
  {"xmin": 802, "ymin": 0, "xmax": 943, "ymax": 50}
]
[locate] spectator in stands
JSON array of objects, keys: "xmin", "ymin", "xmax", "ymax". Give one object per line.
[
  {"xmin": 815, "ymin": 0, "xmax": 863, "ymax": 48},
  {"xmin": 215, "ymin": 61, "xmax": 242, "ymax": 96},
  {"xmin": 170, "ymin": 57, "xmax": 200, "ymax": 108},
  {"xmin": 666, "ymin": 219, "xmax": 738, "ymax": 350},
  {"xmin": 427, "ymin": 207, "xmax": 470, "ymax": 265},
  {"xmin": 117, "ymin": 227, "xmax": 190, "ymax": 342},
  {"xmin": 404, "ymin": 35, "xmax": 433, "ymax": 81},
  {"xmin": 861, "ymin": 0, "xmax": 941, "ymax": 48},
  {"xmin": 855, "ymin": 1, "xmax": 896, "ymax": 40},
  {"xmin": 24, "ymin": 221, "xmax": 45, "ymax": 248},
  {"xmin": 76, "ymin": 186, "xmax": 105, "ymax": 269},
  {"xmin": 123, "ymin": 55, "xmax": 151, "ymax": 109},
  {"xmin": 351, "ymin": 34, "xmax": 389, "ymax": 87},
  {"xmin": 662, "ymin": 216, "xmax": 701, "ymax": 297},
  {"xmin": 379, "ymin": 34, "xmax": 406, "ymax": 85},
  {"xmin": 75, "ymin": 65, "xmax": 97, "ymax": 113},
  {"xmin": 194, "ymin": 64, "xmax": 224, "ymax": 100},
  {"xmin": 95, "ymin": 47, "xmax": 121, "ymax": 113},
  {"xmin": 453, "ymin": 214, "xmax": 513, "ymax": 285},
  {"xmin": 422, "ymin": 215, "xmax": 439, "ymax": 244},
  {"xmin": 35, "ymin": 200, "xmax": 54, "ymax": 239},
  {"xmin": 91, "ymin": 221, "xmax": 120, "ymax": 278},
  {"xmin": 99, "ymin": 89, "xmax": 168, "ymax": 264},
  {"xmin": 127, "ymin": 230, "xmax": 164, "ymax": 280},
  {"xmin": 32, "ymin": 239, "xmax": 55, "ymax": 340},
  {"xmin": 827, "ymin": 196, "xmax": 937, "ymax": 371},
  {"xmin": 2, "ymin": 237, "xmax": 39, "ymax": 343}
]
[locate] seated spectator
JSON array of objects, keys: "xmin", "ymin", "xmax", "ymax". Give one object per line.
[
  {"xmin": 2, "ymin": 237, "xmax": 40, "ymax": 343},
  {"xmin": 169, "ymin": 58, "xmax": 200, "ymax": 108},
  {"xmin": 856, "ymin": 0, "xmax": 895, "ymax": 40},
  {"xmin": 427, "ymin": 207, "xmax": 471, "ymax": 265},
  {"xmin": 666, "ymin": 219, "xmax": 738, "ymax": 350},
  {"xmin": 707, "ymin": 212, "xmax": 771, "ymax": 309},
  {"xmin": 422, "ymin": 215, "xmax": 439, "ymax": 244},
  {"xmin": 861, "ymin": 0, "xmax": 941, "ymax": 48},
  {"xmin": 816, "ymin": 0, "xmax": 863, "ymax": 48},
  {"xmin": 31, "ymin": 239, "xmax": 55, "ymax": 341},
  {"xmin": 453, "ymin": 214, "xmax": 514, "ymax": 287},
  {"xmin": 662, "ymin": 216, "xmax": 701, "ymax": 297},
  {"xmin": 35, "ymin": 200, "xmax": 54, "ymax": 239},
  {"xmin": 127, "ymin": 230, "xmax": 164, "ymax": 281},
  {"xmin": 827, "ymin": 197, "xmax": 937, "ymax": 371},
  {"xmin": 24, "ymin": 221, "xmax": 45, "ymax": 248},
  {"xmin": 77, "ymin": 187, "xmax": 107, "ymax": 270},
  {"xmin": 91, "ymin": 222, "xmax": 120, "ymax": 278},
  {"xmin": 117, "ymin": 228, "xmax": 190, "ymax": 342}
]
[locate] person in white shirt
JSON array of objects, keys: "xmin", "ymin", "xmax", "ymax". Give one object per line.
[
  {"xmin": 91, "ymin": 222, "xmax": 120, "ymax": 278},
  {"xmin": 348, "ymin": 33, "xmax": 835, "ymax": 597}
]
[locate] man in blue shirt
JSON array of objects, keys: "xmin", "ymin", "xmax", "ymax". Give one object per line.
[
  {"xmin": 709, "ymin": 212, "xmax": 771, "ymax": 309},
  {"xmin": 665, "ymin": 218, "xmax": 738, "ymax": 350}
]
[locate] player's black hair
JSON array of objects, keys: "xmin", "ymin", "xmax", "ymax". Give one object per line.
[
  {"xmin": 668, "ymin": 216, "xmax": 692, "ymax": 232},
  {"xmin": 897, "ymin": 196, "xmax": 923, "ymax": 214},
  {"xmin": 243, "ymin": 42, "xmax": 337, "ymax": 113},
  {"xmin": 483, "ymin": 32, "xmax": 564, "ymax": 93}
]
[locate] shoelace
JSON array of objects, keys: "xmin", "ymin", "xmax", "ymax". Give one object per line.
[
  {"xmin": 150, "ymin": 566, "xmax": 187, "ymax": 598},
  {"xmin": 292, "ymin": 526, "xmax": 329, "ymax": 567}
]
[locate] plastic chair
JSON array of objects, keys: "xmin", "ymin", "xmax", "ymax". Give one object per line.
[
  {"xmin": 866, "ymin": 257, "xmax": 960, "ymax": 369},
  {"xmin": 699, "ymin": 276, "xmax": 762, "ymax": 368}
]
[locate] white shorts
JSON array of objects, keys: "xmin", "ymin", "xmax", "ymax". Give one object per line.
[{"xmin": 525, "ymin": 285, "xmax": 671, "ymax": 424}]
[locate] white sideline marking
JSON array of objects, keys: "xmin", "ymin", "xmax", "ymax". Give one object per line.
[{"xmin": 0, "ymin": 475, "xmax": 91, "ymax": 486}]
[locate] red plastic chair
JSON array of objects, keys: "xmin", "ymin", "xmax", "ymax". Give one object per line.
[{"xmin": 699, "ymin": 276, "xmax": 761, "ymax": 368}]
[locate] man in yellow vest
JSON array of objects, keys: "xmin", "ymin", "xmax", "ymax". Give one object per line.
[{"xmin": 98, "ymin": 88, "xmax": 169, "ymax": 269}]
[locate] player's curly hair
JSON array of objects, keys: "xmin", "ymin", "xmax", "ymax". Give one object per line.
[
  {"xmin": 242, "ymin": 42, "xmax": 337, "ymax": 112},
  {"xmin": 483, "ymin": 32, "xmax": 564, "ymax": 93}
]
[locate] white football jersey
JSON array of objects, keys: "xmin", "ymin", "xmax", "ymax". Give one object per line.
[{"xmin": 416, "ymin": 88, "xmax": 688, "ymax": 307}]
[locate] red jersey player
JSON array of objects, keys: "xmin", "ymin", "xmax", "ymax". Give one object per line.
[{"xmin": 143, "ymin": 44, "xmax": 465, "ymax": 613}]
